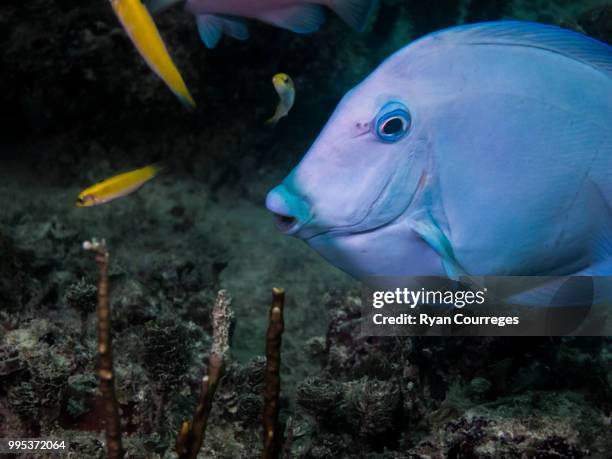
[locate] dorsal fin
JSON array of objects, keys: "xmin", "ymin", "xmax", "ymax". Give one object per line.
[{"xmin": 425, "ymin": 21, "xmax": 612, "ymax": 78}]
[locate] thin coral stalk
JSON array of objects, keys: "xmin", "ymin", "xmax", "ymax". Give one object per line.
[
  {"xmin": 83, "ymin": 239, "xmax": 123, "ymax": 459},
  {"xmin": 263, "ymin": 287, "xmax": 285, "ymax": 459},
  {"xmin": 176, "ymin": 290, "xmax": 233, "ymax": 459}
]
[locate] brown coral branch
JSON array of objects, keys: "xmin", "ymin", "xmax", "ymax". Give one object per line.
[
  {"xmin": 83, "ymin": 239, "xmax": 123, "ymax": 459},
  {"xmin": 176, "ymin": 290, "xmax": 233, "ymax": 459},
  {"xmin": 263, "ymin": 287, "xmax": 285, "ymax": 459}
]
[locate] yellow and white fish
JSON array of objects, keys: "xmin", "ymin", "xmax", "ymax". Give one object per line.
[
  {"xmin": 76, "ymin": 164, "xmax": 161, "ymax": 207},
  {"xmin": 110, "ymin": 0, "xmax": 196, "ymax": 109},
  {"xmin": 267, "ymin": 73, "xmax": 295, "ymax": 125}
]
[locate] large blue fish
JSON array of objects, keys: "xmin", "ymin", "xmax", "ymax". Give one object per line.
[{"xmin": 266, "ymin": 22, "xmax": 612, "ymax": 282}]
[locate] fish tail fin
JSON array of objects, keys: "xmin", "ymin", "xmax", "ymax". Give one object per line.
[
  {"xmin": 330, "ymin": 0, "xmax": 378, "ymax": 31},
  {"xmin": 145, "ymin": 163, "xmax": 165, "ymax": 177},
  {"xmin": 266, "ymin": 114, "xmax": 280, "ymax": 126},
  {"xmin": 266, "ymin": 101, "xmax": 290, "ymax": 125},
  {"xmin": 178, "ymin": 92, "xmax": 197, "ymax": 111}
]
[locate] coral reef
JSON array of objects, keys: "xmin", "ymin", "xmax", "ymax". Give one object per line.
[
  {"xmin": 262, "ymin": 288, "xmax": 285, "ymax": 459},
  {"xmin": 84, "ymin": 239, "xmax": 123, "ymax": 458},
  {"xmin": 176, "ymin": 289, "xmax": 233, "ymax": 459},
  {"xmin": 286, "ymin": 297, "xmax": 612, "ymax": 457}
]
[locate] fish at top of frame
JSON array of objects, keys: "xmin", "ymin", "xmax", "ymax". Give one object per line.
[
  {"xmin": 149, "ymin": 0, "xmax": 378, "ymax": 48},
  {"xmin": 109, "ymin": 0, "xmax": 377, "ymax": 107},
  {"xmin": 110, "ymin": 0, "xmax": 196, "ymax": 109}
]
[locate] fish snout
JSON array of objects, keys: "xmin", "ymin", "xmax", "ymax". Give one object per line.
[{"xmin": 266, "ymin": 184, "xmax": 310, "ymax": 236}]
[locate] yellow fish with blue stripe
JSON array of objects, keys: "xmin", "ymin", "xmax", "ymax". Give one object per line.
[
  {"xmin": 76, "ymin": 165, "xmax": 162, "ymax": 207},
  {"xmin": 110, "ymin": 0, "xmax": 196, "ymax": 109}
]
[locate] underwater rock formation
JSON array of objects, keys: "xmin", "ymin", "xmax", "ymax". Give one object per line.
[
  {"xmin": 0, "ymin": 232, "xmax": 39, "ymax": 313},
  {"xmin": 288, "ymin": 296, "xmax": 612, "ymax": 457}
]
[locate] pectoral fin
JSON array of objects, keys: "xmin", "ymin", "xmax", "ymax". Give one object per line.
[
  {"xmin": 503, "ymin": 255, "xmax": 612, "ymax": 314},
  {"xmin": 586, "ymin": 181, "xmax": 612, "ymax": 266},
  {"xmin": 330, "ymin": 0, "xmax": 378, "ymax": 31},
  {"xmin": 411, "ymin": 215, "xmax": 466, "ymax": 280},
  {"xmin": 257, "ymin": 5, "xmax": 326, "ymax": 34},
  {"xmin": 196, "ymin": 14, "xmax": 250, "ymax": 48},
  {"xmin": 505, "ymin": 277, "xmax": 593, "ymax": 308}
]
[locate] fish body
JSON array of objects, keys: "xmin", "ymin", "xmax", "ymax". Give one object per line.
[
  {"xmin": 110, "ymin": 0, "xmax": 195, "ymax": 108},
  {"xmin": 266, "ymin": 22, "xmax": 612, "ymax": 282},
  {"xmin": 76, "ymin": 165, "xmax": 161, "ymax": 207},
  {"xmin": 267, "ymin": 73, "xmax": 295, "ymax": 125},
  {"xmin": 174, "ymin": 0, "xmax": 378, "ymax": 48}
]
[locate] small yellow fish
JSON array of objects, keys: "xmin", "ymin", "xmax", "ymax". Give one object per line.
[
  {"xmin": 76, "ymin": 165, "xmax": 161, "ymax": 207},
  {"xmin": 110, "ymin": 0, "xmax": 196, "ymax": 109},
  {"xmin": 267, "ymin": 73, "xmax": 295, "ymax": 125}
]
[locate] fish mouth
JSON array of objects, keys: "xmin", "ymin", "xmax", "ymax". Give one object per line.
[
  {"xmin": 76, "ymin": 195, "xmax": 91, "ymax": 208},
  {"xmin": 272, "ymin": 212, "xmax": 299, "ymax": 234}
]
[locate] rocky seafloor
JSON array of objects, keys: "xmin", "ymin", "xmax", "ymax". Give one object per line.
[{"xmin": 1, "ymin": 0, "xmax": 611, "ymax": 457}]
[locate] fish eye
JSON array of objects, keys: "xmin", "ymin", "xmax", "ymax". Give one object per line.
[{"xmin": 374, "ymin": 102, "xmax": 411, "ymax": 143}]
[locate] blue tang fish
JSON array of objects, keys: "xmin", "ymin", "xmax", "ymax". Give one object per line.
[
  {"xmin": 147, "ymin": 0, "xmax": 378, "ymax": 48},
  {"xmin": 266, "ymin": 22, "xmax": 612, "ymax": 282}
]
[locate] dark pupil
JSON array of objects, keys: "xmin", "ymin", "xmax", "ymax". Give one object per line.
[{"xmin": 382, "ymin": 117, "xmax": 404, "ymax": 135}]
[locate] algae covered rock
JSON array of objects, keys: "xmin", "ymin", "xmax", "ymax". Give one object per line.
[
  {"xmin": 345, "ymin": 377, "xmax": 402, "ymax": 441},
  {"xmin": 0, "ymin": 232, "xmax": 38, "ymax": 312},
  {"xmin": 142, "ymin": 317, "xmax": 195, "ymax": 388}
]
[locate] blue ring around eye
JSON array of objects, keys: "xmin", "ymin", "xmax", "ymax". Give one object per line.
[{"xmin": 375, "ymin": 102, "xmax": 411, "ymax": 143}]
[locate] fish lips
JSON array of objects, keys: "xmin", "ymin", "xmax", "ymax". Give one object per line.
[{"xmin": 266, "ymin": 184, "xmax": 313, "ymax": 235}]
